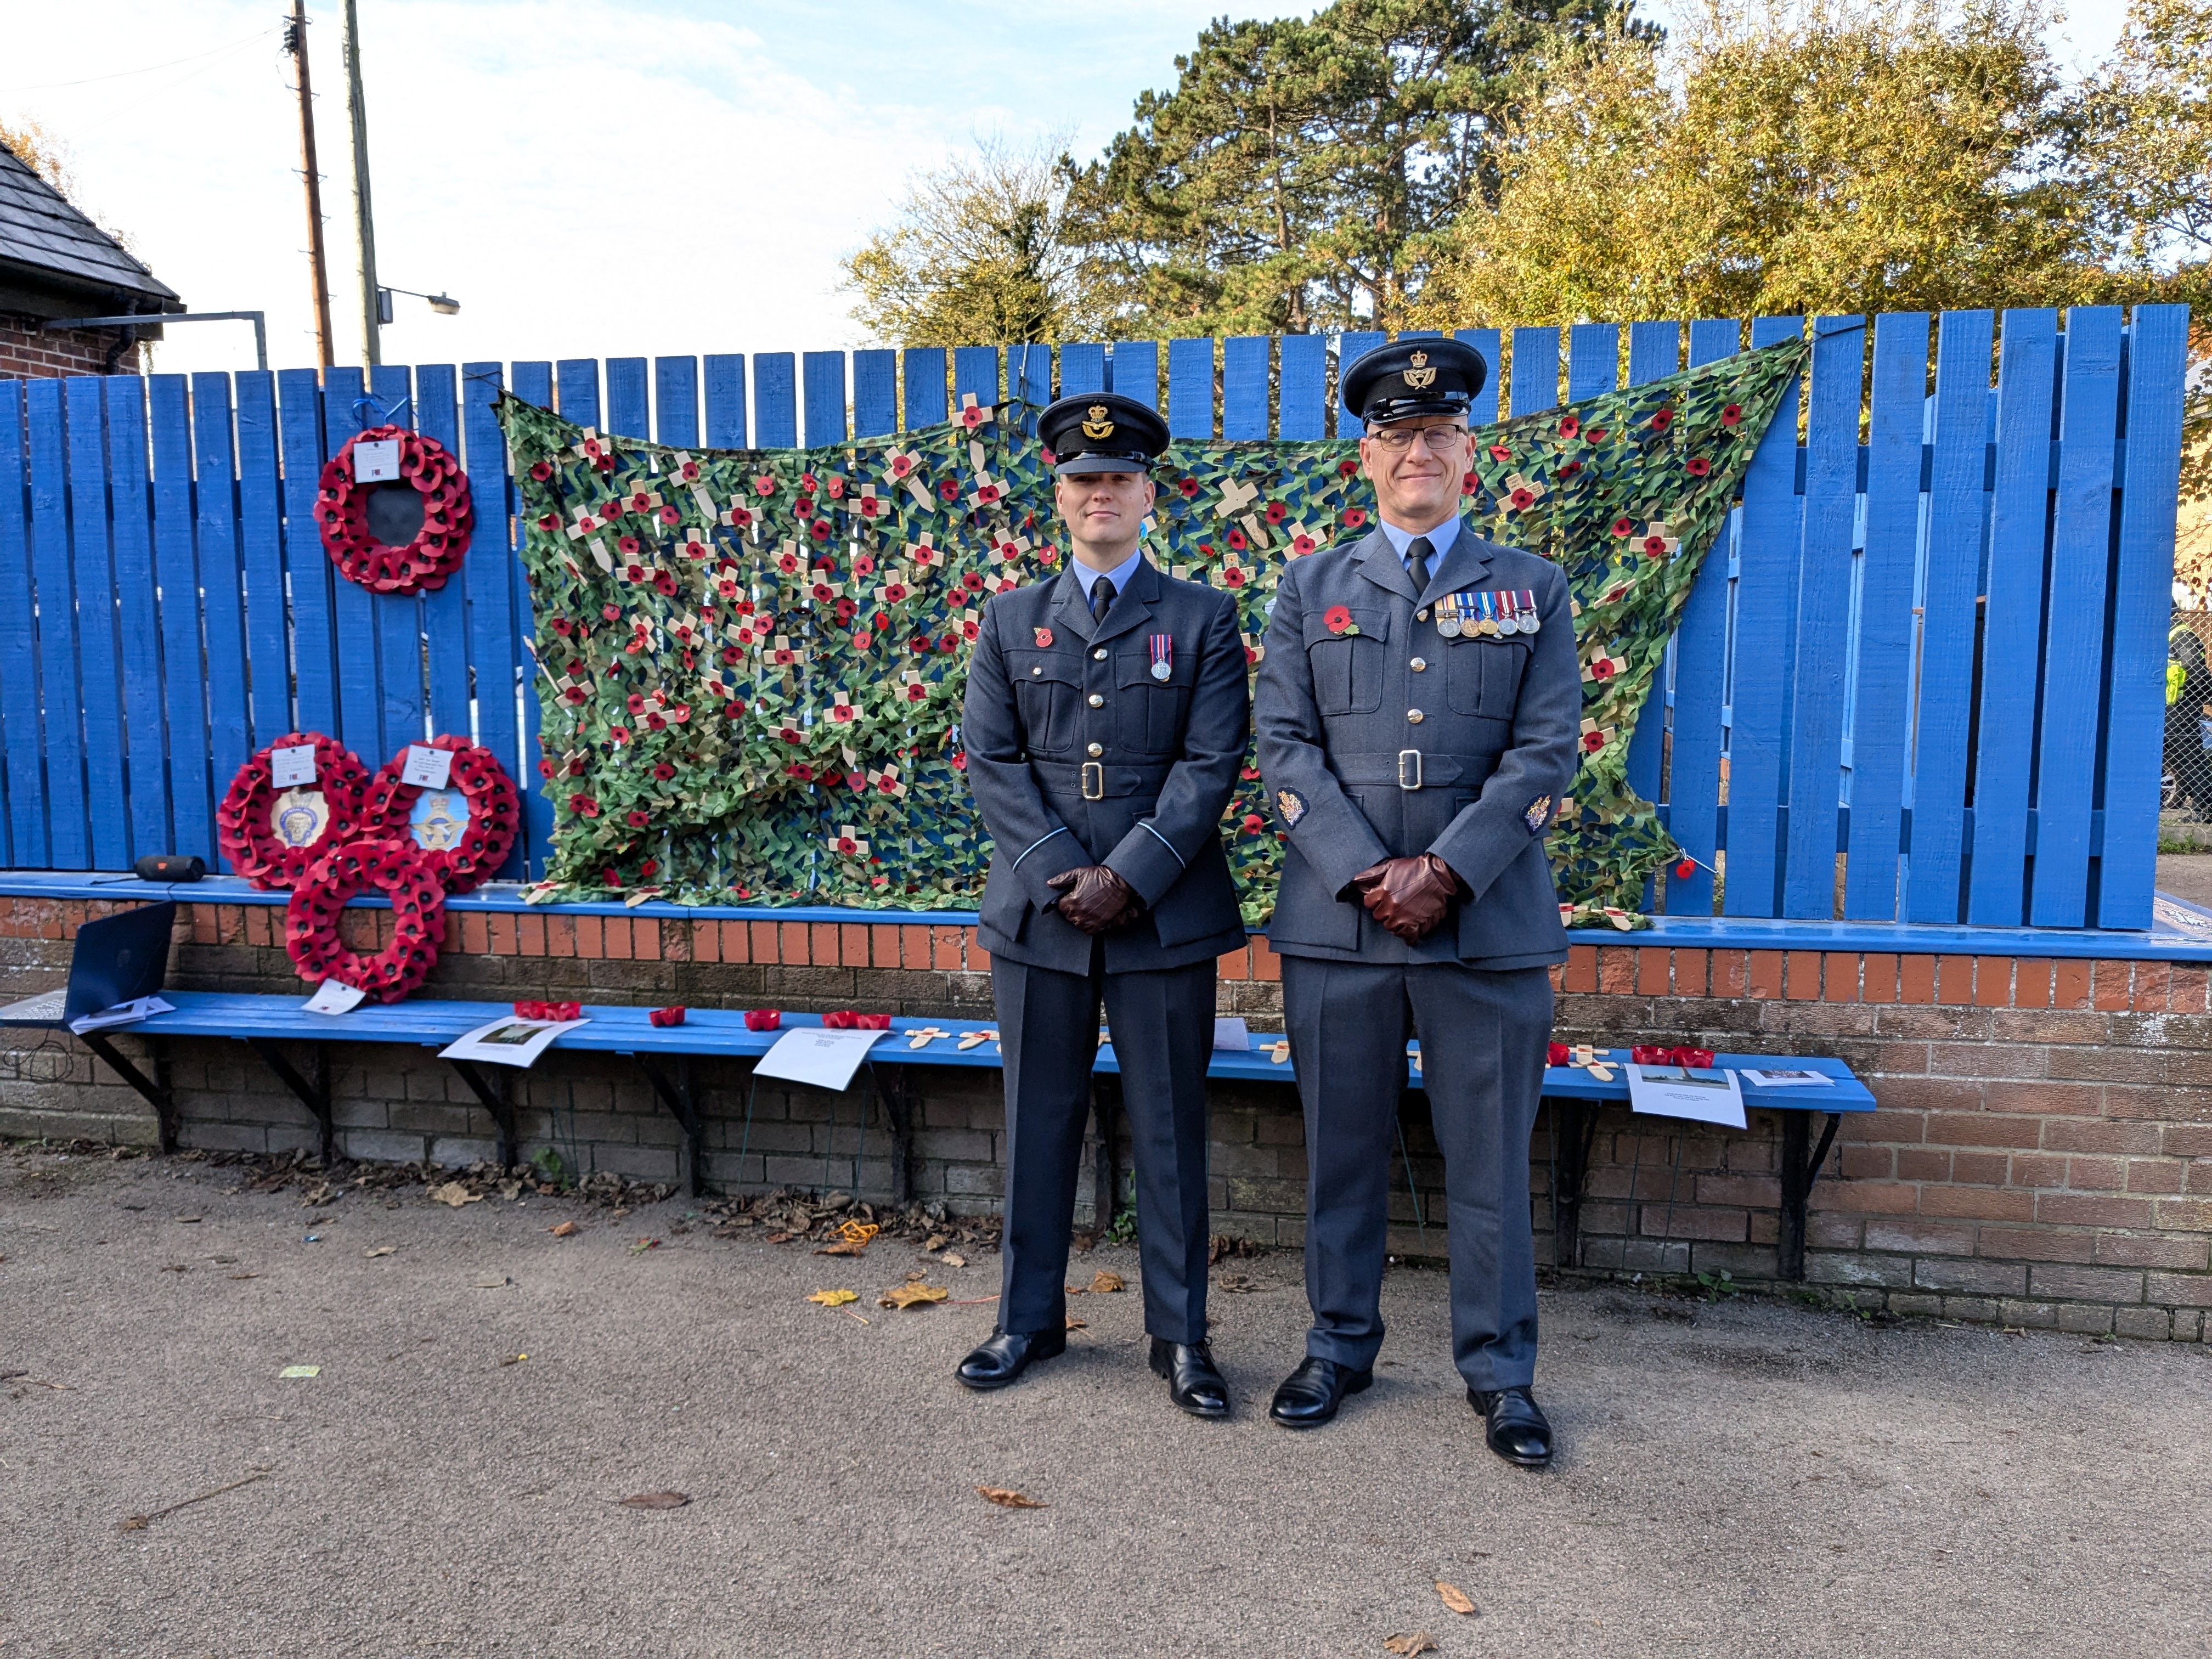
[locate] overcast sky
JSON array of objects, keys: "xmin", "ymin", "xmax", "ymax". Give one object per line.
[{"xmin": 3, "ymin": 0, "xmax": 2141, "ymax": 381}]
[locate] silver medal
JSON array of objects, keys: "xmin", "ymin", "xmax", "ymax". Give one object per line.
[{"xmin": 1150, "ymin": 660, "xmax": 1171, "ymax": 681}]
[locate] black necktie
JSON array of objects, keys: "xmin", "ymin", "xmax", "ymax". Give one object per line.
[
  {"xmin": 1090, "ymin": 574, "xmax": 1116, "ymax": 625},
  {"xmin": 1406, "ymin": 535, "xmax": 1434, "ymax": 595}
]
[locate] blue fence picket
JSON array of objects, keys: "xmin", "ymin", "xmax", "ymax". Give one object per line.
[
  {"xmin": 1452, "ymin": 329, "xmax": 1502, "ymax": 428},
  {"xmin": 417, "ymin": 364, "xmax": 472, "ymax": 742},
  {"xmin": 276, "ymin": 368, "xmax": 337, "ymax": 738},
  {"xmin": 0, "ymin": 382, "xmax": 38, "ymax": 864},
  {"xmin": 191, "ymin": 373, "xmax": 255, "ymax": 804},
  {"xmin": 752, "ymin": 354, "xmax": 795, "ymax": 448},
  {"xmin": 321, "ymin": 366, "xmax": 382, "ymax": 765},
  {"xmin": 1109, "ymin": 340, "xmax": 1158, "ymax": 410},
  {"xmin": 1278, "ymin": 334, "xmax": 1328, "ymax": 441},
  {"xmin": 1006, "ymin": 345, "xmax": 1051, "ymax": 417},
  {"xmin": 369, "ymin": 363, "xmax": 424, "ymax": 764},
  {"xmin": 1508, "ymin": 328, "xmax": 1559, "ymax": 418},
  {"xmin": 654, "ymin": 357, "xmax": 699, "ymax": 448},
  {"xmin": 512, "ymin": 362, "xmax": 552, "ymax": 409},
  {"xmin": 703, "ymin": 355, "xmax": 748, "ymax": 448},
  {"xmin": 1166, "ymin": 338, "xmax": 1214, "ymax": 439},
  {"xmin": 901, "ymin": 349, "xmax": 946, "ymax": 432},
  {"xmin": 606, "ymin": 357, "xmax": 649, "ymax": 441},
  {"xmin": 147, "ymin": 376, "xmax": 211, "ymax": 864},
  {"xmin": 803, "ymin": 351, "xmax": 846, "ymax": 445},
  {"xmin": 2030, "ymin": 307, "xmax": 2125, "ymax": 927},
  {"xmin": 1216, "ymin": 336, "xmax": 1266, "ymax": 440},
  {"xmin": 64, "ymin": 378, "xmax": 127, "ymax": 870},
  {"xmin": 851, "ymin": 350, "xmax": 896, "ymax": 438},
  {"xmin": 461, "ymin": 363, "xmax": 531, "ymax": 879},
  {"xmin": 555, "ymin": 359, "xmax": 600, "ymax": 431},
  {"xmin": 1059, "ymin": 343, "xmax": 1107, "ymax": 400},
  {"xmin": 1781, "ymin": 318, "xmax": 1864, "ymax": 918},
  {"xmin": 24, "ymin": 381, "xmax": 85, "ymax": 866},
  {"xmin": 1567, "ymin": 324, "xmax": 1618, "ymax": 401},
  {"xmin": 2098, "ymin": 306, "xmax": 2192, "ymax": 927},
  {"xmin": 1844, "ymin": 313, "xmax": 1929, "ymax": 922},
  {"xmin": 1663, "ymin": 320, "xmax": 1742, "ymax": 915},
  {"xmin": 952, "ymin": 347, "xmax": 998, "ymax": 413},
  {"xmin": 1907, "ymin": 311, "xmax": 1994, "ymax": 923},
  {"xmin": 232, "ymin": 371, "xmax": 290, "ymax": 755},
  {"xmin": 1336, "ymin": 332, "xmax": 1384, "ymax": 437},
  {"xmin": 104, "ymin": 375, "xmax": 168, "ymax": 860},
  {"xmin": 1968, "ymin": 310, "xmax": 2059, "ymax": 926}
]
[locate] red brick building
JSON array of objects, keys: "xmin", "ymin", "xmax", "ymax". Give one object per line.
[{"xmin": 0, "ymin": 138, "xmax": 179, "ymax": 377}]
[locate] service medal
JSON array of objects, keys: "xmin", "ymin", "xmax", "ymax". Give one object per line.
[
  {"xmin": 1436, "ymin": 591, "xmax": 1463, "ymax": 638},
  {"xmin": 1476, "ymin": 591, "xmax": 1499, "ymax": 636},
  {"xmin": 1149, "ymin": 633, "xmax": 1173, "ymax": 681},
  {"xmin": 1519, "ymin": 588, "xmax": 1541, "ymax": 633},
  {"xmin": 1497, "ymin": 590, "xmax": 1520, "ymax": 635}
]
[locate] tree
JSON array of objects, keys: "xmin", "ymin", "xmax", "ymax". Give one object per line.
[
  {"xmin": 840, "ymin": 138, "xmax": 1111, "ymax": 347},
  {"xmin": 1062, "ymin": 0, "xmax": 1655, "ymax": 336}
]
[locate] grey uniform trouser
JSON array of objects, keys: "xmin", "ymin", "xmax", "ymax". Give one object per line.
[
  {"xmin": 991, "ymin": 946, "xmax": 1215, "ymax": 1344},
  {"xmin": 1282, "ymin": 956, "xmax": 1551, "ymax": 1391}
]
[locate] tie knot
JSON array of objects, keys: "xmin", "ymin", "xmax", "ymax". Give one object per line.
[
  {"xmin": 1407, "ymin": 536, "xmax": 1434, "ymax": 560},
  {"xmin": 1093, "ymin": 575, "xmax": 1115, "ymax": 601}
]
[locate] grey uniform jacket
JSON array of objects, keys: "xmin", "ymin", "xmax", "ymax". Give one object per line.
[
  {"xmin": 964, "ymin": 557, "xmax": 1251, "ymax": 974},
  {"xmin": 1255, "ymin": 521, "xmax": 1581, "ymax": 969}
]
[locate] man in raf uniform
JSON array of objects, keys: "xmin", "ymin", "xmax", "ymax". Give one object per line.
[
  {"xmin": 1254, "ymin": 338, "xmax": 1579, "ymax": 1465},
  {"xmin": 956, "ymin": 391, "xmax": 1251, "ymax": 1417}
]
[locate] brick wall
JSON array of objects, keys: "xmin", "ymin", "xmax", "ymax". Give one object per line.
[
  {"xmin": 0, "ymin": 313, "xmax": 140, "ymax": 379},
  {"xmin": 3, "ymin": 894, "xmax": 2207, "ymax": 1341}
]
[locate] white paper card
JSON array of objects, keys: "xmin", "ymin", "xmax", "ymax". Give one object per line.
[
  {"xmin": 271, "ymin": 744, "xmax": 319, "ymax": 788},
  {"xmin": 304, "ymin": 978, "xmax": 368, "ymax": 1016},
  {"xmin": 752, "ymin": 1027, "xmax": 883, "ymax": 1092},
  {"xmin": 401, "ymin": 744, "xmax": 454, "ymax": 790},
  {"xmin": 438, "ymin": 1015, "xmax": 589, "ymax": 1069},
  {"xmin": 1627, "ymin": 1064, "xmax": 1747, "ymax": 1130},
  {"xmin": 69, "ymin": 995, "xmax": 173, "ymax": 1035},
  {"xmin": 1212, "ymin": 1017, "xmax": 1251, "ymax": 1052},
  {"xmin": 1740, "ymin": 1067, "xmax": 1835, "ymax": 1088},
  {"xmin": 353, "ymin": 438, "xmax": 402, "ymax": 482}
]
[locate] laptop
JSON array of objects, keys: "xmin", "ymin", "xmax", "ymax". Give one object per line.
[{"xmin": 0, "ymin": 900, "xmax": 176, "ymax": 1025}]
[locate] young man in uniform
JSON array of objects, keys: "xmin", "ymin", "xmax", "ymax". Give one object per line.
[
  {"xmin": 1254, "ymin": 338, "xmax": 1580, "ymax": 1465},
  {"xmin": 956, "ymin": 391, "xmax": 1251, "ymax": 1417}
]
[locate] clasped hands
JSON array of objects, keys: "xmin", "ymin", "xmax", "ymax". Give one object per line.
[
  {"xmin": 1046, "ymin": 865, "xmax": 1143, "ymax": 934},
  {"xmin": 1348, "ymin": 853, "xmax": 1468, "ymax": 942}
]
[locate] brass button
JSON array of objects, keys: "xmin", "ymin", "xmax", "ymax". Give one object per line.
[
  {"xmin": 1087, "ymin": 742, "xmax": 1103, "ymax": 757},
  {"xmin": 1093, "ymin": 648, "xmax": 1108, "ymax": 661},
  {"xmin": 1417, "ymin": 609, "xmax": 1429, "ymax": 622},
  {"xmin": 1407, "ymin": 709, "xmax": 1424, "ymax": 724},
  {"xmin": 1410, "ymin": 657, "xmax": 1427, "ymax": 672},
  {"xmin": 1031, "ymin": 665, "xmax": 1042, "ymax": 676},
  {"xmin": 1088, "ymin": 693, "xmax": 1104, "ymax": 708}
]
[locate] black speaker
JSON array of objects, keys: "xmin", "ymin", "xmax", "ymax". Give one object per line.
[{"xmin": 134, "ymin": 854, "xmax": 206, "ymax": 883}]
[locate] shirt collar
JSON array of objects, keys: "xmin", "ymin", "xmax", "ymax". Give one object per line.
[
  {"xmin": 1376, "ymin": 515, "xmax": 1462, "ymax": 564},
  {"xmin": 1069, "ymin": 545, "xmax": 1147, "ymax": 602}
]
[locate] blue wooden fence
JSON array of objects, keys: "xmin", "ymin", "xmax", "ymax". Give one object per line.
[{"xmin": 0, "ymin": 307, "xmax": 2191, "ymax": 929}]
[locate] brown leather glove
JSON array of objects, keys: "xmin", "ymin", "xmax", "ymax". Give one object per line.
[
  {"xmin": 1046, "ymin": 865, "xmax": 1143, "ymax": 935},
  {"xmin": 1348, "ymin": 853, "xmax": 1468, "ymax": 943}
]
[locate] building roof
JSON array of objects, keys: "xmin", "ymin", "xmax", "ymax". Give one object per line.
[{"xmin": 0, "ymin": 138, "xmax": 180, "ymax": 316}]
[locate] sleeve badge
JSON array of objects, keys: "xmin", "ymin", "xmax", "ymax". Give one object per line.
[
  {"xmin": 1277, "ymin": 789, "xmax": 1307, "ymax": 828},
  {"xmin": 1523, "ymin": 794, "xmax": 1553, "ymax": 836}
]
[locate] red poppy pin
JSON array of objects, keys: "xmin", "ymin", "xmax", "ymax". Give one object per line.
[
  {"xmin": 1034, "ymin": 627, "xmax": 1053, "ymax": 648},
  {"xmin": 1324, "ymin": 605, "xmax": 1357, "ymax": 636}
]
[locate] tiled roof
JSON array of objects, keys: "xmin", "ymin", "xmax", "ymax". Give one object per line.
[{"xmin": 0, "ymin": 138, "xmax": 179, "ymax": 308}]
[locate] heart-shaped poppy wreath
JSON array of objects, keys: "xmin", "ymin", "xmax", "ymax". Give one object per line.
[
  {"xmin": 360, "ymin": 736, "xmax": 520, "ymax": 894},
  {"xmin": 285, "ymin": 836, "xmax": 449, "ymax": 1002},
  {"xmin": 312, "ymin": 425, "xmax": 475, "ymax": 596},
  {"xmin": 217, "ymin": 731, "xmax": 373, "ymax": 889}
]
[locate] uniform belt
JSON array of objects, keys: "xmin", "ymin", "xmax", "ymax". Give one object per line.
[
  {"xmin": 1330, "ymin": 751, "xmax": 1468, "ymax": 791},
  {"xmin": 1031, "ymin": 758, "xmax": 1177, "ymax": 801}
]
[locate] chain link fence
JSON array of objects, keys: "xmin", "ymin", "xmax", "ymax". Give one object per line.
[{"xmin": 2164, "ymin": 610, "xmax": 2212, "ymax": 849}]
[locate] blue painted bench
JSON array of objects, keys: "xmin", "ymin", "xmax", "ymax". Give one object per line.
[{"xmin": 2, "ymin": 990, "xmax": 1872, "ymax": 1279}]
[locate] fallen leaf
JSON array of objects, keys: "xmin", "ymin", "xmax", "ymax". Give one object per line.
[
  {"xmin": 474, "ymin": 1275, "xmax": 510, "ymax": 1288},
  {"xmin": 499, "ymin": 1352, "xmax": 528, "ymax": 1366},
  {"xmin": 363, "ymin": 1246, "xmax": 396, "ymax": 1259},
  {"xmin": 975, "ymin": 1486, "xmax": 1045, "ymax": 1509},
  {"xmin": 278, "ymin": 1365, "xmax": 320, "ymax": 1379},
  {"xmin": 1065, "ymin": 1314, "xmax": 1087, "ymax": 1329},
  {"xmin": 878, "ymin": 1283, "xmax": 949, "ymax": 1310},
  {"xmin": 923, "ymin": 1233, "xmax": 948, "ymax": 1252},
  {"xmin": 549, "ymin": 1221, "xmax": 579, "ymax": 1238},
  {"xmin": 941, "ymin": 1251, "xmax": 967, "ymax": 1268},
  {"xmin": 1436, "ymin": 1582, "xmax": 1477, "ymax": 1616},
  {"xmin": 815, "ymin": 1238, "xmax": 868, "ymax": 1256},
  {"xmin": 177, "ymin": 1216, "xmax": 201, "ymax": 1224},
  {"xmin": 427, "ymin": 1183, "xmax": 481, "ymax": 1208},
  {"xmin": 1384, "ymin": 1634, "xmax": 1438, "ymax": 1656},
  {"xmin": 629, "ymin": 1238, "xmax": 662, "ymax": 1254},
  {"xmin": 808, "ymin": 1289, "xmax": 859, "ymax": 1307},
  {"xmin": 763, "ymin": 1231, "xmax": 794, "ymax": 1244},
  {"xmin": 620, "ymin": 1491, "xmax": 690, "ymax": 1510},
  {"xmin": 1090, "ymin": 1269, "xmax": 1125, "ymax": 1294},
  {"xmin": 227, "ymin": 1272, "xmax": 259, "ymax": 1280}
]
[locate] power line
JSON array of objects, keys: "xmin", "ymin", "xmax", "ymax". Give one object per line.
[{"xmin": 0, "ymin": 26, "xmax": 279, "ymax": 95}]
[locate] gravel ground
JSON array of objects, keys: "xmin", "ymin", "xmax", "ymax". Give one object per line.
[{"xmin": 3, "ymin": 1144, "xmax": 2209, "ymax": 1659}]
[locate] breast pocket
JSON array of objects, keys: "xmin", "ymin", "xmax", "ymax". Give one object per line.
[
  {"xmin": 1444, "ymin": 636, "xmax": 1530, "ymax": 720},
  {"xmin": 1115, "ymin": 654, "xmax": 1193, "ymax": 754},
  {"xmin": 1301, "ymin": 607, "xmax": 1390, "ymax": 716},
  {"xmin": 1007, "ymin": 648, "xmax": 1080, "ymax": 754}
]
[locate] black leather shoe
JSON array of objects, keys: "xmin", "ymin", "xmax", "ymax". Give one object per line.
[
  {"xmin": 1267, "ymin": 1355, "xmax": 1372, "ymax": 1428},
  {"xmin": 1469, "ymin": 1385, "xmax": 1554, "ymax": 1466},
  {"xmin": 1149, "ymin": 1338, "xmax": 1229, "ymax": 1418},
  {"xmin": 956, "ymin": 1327, "xmax": 1066, "ymax": 1391}
]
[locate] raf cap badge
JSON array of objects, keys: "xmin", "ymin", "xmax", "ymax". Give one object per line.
[
  {"xmin": 1401, "ymin": 349, "xmax": 1437, "ymax": 391},
  {"xmin": 1081, "ymin": 405, "xmax": 1115, "ymax": 439}
]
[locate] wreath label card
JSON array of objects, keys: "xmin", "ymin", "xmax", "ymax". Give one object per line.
[
  {"xmin": 401, "ymin": 743, "xmax": 455, "ymax": 790},
  {"xmin": 353, "ymin": 439, "xmax": 402, "ymax": 482},
  {"xmin": 271, "ymin": 744, "xmax": 319, "ymax": 788}
]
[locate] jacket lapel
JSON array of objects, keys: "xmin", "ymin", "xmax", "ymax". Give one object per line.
[
  {"xmin": 1051, "ymin": 566, "xmax": 1097, "ymax": 644},
  {"xmin": 1355, "ymin": 528, "xmax": 1418, "ymax": 603},
  {"xmin": 1417, "ymin": 521, "xmax": 1494, "ymax": 609}
]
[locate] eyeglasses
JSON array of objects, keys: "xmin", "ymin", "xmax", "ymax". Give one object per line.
[{"xmin": 1365, "ymin": 425, "xmax": 1469, "ymax": 455}]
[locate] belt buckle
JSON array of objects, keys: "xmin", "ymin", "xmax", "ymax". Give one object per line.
[
  {"xmin": 1397, "ymin": 749, "xmax": 1423, "ymax": 791},
  {"xmin": 1081, "ymin": 761, "xmax": 1105, "ymax": 800}
]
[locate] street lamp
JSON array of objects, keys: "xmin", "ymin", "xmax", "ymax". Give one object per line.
[{"xmin": 376, "ymin": 285, "xmax": 460, "ymax": 323}]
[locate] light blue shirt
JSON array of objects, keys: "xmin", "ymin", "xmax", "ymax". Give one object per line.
[
  {"xmin": 1376, "ymin": 515, "xmax": 1461, "ymax": 574},
  {"xmin": 1069, "ymin": 545, "xmax": 1147, "ymax": 609}
]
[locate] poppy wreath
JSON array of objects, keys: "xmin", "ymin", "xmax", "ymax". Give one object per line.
[
  {"xmin": 361, "ymin": 735, "xmax": 520, "ymax": 894},
  {"xmin": 284, "ymin": 836, "xmax": 448, "ymax": 1003},
  {"xmin": 313, "ymin": 425, "xmax": 475, "ymax": 596},
  {"xmin": 216, "ymin": 731, "xmax": 373, "ymax": 889}
]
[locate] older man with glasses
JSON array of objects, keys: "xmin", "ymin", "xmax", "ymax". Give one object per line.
[{"xmin": 1253, "ymin": 337, "xmax": 1580, "ymax": 1465}]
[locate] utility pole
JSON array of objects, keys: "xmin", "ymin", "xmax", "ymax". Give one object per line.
[
  {"xmin": 285, "ymin": 0, "xmax": 335, "ymax": 369},
  {"xmin": 341, "ymin": 0, "xmax": 380, "ymax": 368}
]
